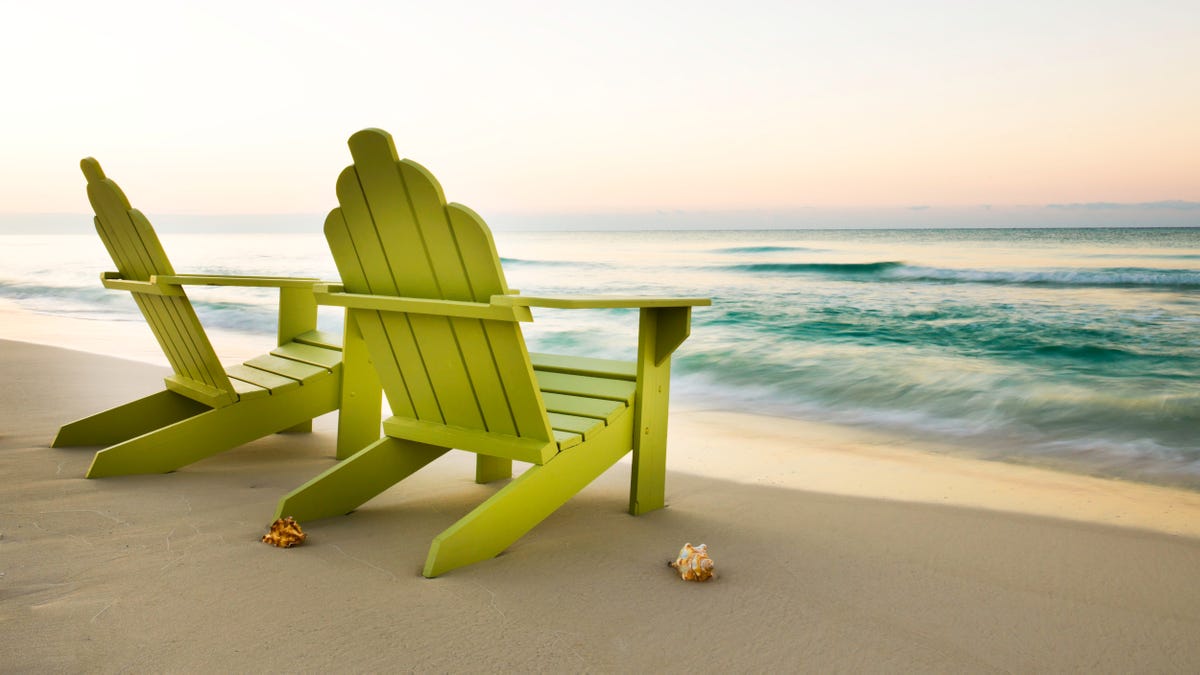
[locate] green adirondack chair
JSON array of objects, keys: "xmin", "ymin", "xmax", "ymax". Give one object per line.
[
  {"xmin": 274, "ymin": 128, "xmax": 710, "ymax": 577},
  {"xmin": 52, "ymin": 159, "xmax": 379, "ymax": 477}
]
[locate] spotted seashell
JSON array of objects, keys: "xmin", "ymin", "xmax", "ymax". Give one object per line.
[{"xmin": 668, "ymin": 542, "xmax": 715, "ymax": 581}]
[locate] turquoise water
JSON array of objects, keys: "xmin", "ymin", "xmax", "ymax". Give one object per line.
[{"xmin": 2, "ymin": 227, "xmax": 1198, "ymax": 486}]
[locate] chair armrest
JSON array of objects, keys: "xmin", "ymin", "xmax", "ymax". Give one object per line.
[
  {"xmin": 100, "ymin": 272, "xmax": 185, "ymax": 296},
  {"xmin": 314, "ymin": 284, "xmax": 533, "ymax": 323},
  {"xmin": 489, "ymin": 294, "xmax": 711, "ymax": 309},
  {"xmin": 151, "ymin": 274, "xmax": 328, "ymax": 289},
  {"xmin": 103, "ymin": 273, "xmax": 328, "ymax": 346}
]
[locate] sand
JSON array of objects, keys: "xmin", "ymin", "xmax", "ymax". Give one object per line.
[{"xmin": 2, "ymin": 338, "xmax": 1200, "ymax": 672}]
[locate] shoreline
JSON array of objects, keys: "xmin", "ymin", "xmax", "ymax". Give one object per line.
[{"xmin": 3, "ymin": 290, "xmax": 1200, "ymax": 536}]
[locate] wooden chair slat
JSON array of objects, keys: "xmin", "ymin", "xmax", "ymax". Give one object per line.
[
  {"xmin": 293, "ymin": 329, "xmax": 343, "ymax": 351},
  {"xmin": 380, "ymin": 313, "xmax": 443, "ymax": 421},
  {"xmin": 547, "ymin": 412, "xmax": 605, "ymax": 440},
  {"xmin": 352, "ymin": 310, "xmax": 417, "ymax": 418},
  {"xmin": 540, "ymin": 392, "xmax": 626, "ymax": 424},
  {"xmin": 529, "ymin": 352, "xmax": 637, "ymax": 381},
  {"xmin": 451, "ymin": 319, "xmax": 519, "ymax": 435},
  {"xmin": 407, "ymin": 314, "xmax": 485, "ymax": 429},
  {"xmin": 225, "ymin": 364, "xmax": 302, "ymax": 394},
  {"xmin": 270, "ymin": 342, "xmax": 341, "ymax": 371},
  {"xmin": 345, "ymin": 133, "xmax": 439, "ymax": 298},
  {"xmin": 534, "ymin": 370, "xmax": 637, "ymax": 404},
  {"xmin": 333, "ymin": 169, "xmax": 398, "ymax": 297},
  {"xmin": 243, "ymin": 354, "xmax": 327, "ymax": 384},
  {"xmin": 229, "ymin": 377, "xmax": 270, "ymax": 401}
]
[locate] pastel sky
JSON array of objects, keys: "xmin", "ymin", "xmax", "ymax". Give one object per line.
[{"xmin": 2, "ymin": 1, "xmax": 1198, "ymax": 226}]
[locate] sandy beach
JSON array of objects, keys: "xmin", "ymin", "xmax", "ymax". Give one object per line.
[{"xmin": 2, "ymin": 337, "xmax": 1199, "ymax": 672}]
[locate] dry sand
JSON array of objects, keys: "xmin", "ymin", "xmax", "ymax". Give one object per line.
[{"xmin": 2, "ymin": 338, "xmax": 1200, "ymax": 672}]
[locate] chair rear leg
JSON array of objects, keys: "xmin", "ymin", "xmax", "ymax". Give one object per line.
[
  {"xmin": 423, "ymin": 412, "xmax": 634, "ymax": 577},
  {"xmin": 274, "ymin": 437, "xmax": 447, "ymax": 522},
  {"xmin": 475, "ymin": 455, "xmax": 512, "ymax": 484},
  {"xmin": 53, "ymin": 390, "xmax": 208, "ymax": 448},
  {"xmin": 87, "ymin": 371, "xmax": 339, "ymax": 477}
]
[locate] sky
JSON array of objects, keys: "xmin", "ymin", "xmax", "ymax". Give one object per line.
[{"xmin": 1, "ymin": 1, "xmax": 1198, "ymax": 228}]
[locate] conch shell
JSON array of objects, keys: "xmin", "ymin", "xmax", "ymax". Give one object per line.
[
  {"xmin": 668, "ymin": 542, "xmax": 715, "ymax": 581},
  {"xmin": 261, "ymin": 516, "xmax": 307, "ymax": 548}
]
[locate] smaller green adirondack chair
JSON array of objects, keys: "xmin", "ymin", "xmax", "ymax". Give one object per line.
[
  {"xmin": 274, "ymin": 129, "xmax": 710, "ymax": 576},
  {"xmin": 53, "ymin": 159, "xmax": 379, "ymax": 477}
]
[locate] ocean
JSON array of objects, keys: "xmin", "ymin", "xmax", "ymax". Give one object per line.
[{"xmin": 2, "ymin": 227, "xmax": 1198, "ymax": 487}]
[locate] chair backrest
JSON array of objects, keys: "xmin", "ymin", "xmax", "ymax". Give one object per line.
[
  {"xmin": 326, "ymin": 129, "xmax": 554, "ymax": 443},
  {"xmin": 82, "ymin": 158, "xmax": 236, "ymax": 406}
]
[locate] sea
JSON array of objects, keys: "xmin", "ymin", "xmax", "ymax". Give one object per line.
[{"xmin": 2, "ymin": 227, "xmax": 1198, "ymax": 488}]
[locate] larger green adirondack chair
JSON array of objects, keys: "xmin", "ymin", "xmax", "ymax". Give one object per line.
[
  {"xmin": 52, "ymin": 159, "xmax": 377, "ymax": 477},
  {"xmin": 274, "ymin": 129, "xmax": 710, "ymax": 577}
]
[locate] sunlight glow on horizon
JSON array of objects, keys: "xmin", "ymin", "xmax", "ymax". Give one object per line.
[{"xmin": 1, "ymin": 1, "xmax": 1197, "ymax": 219}]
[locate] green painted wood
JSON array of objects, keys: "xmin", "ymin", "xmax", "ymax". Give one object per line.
[
  {"xmin": 155, "ymin": 274, "xmax": 322, "ymax": 288},
  {"xmin": 270, "ymin": 342, "xmax": 341, "ymax": 370},
  {"xmin": 128, "ymin": 210, "xmax": 228, "ymax": 393},
  {"xmin": 347, "ymin": 131, "xmax": 440, "ymax": 298},
  {"xmin": 322, "ymin": 129, "xmax": 555, "ymax": 451},
  {"xmin": 70, "ymin": 159, "xmax": 358, "ymax": 476},
  {"xmin": 277, "ymin": 286, "xmax": 318, "ymax": 346},
  {"xmin": 547, "ymin": 412, "xmax": 605, "ymax": 440},
  {"xmin": 315, "ymin": 289, "xmax": 531, "ymax": 322},
  {"xmin": 540, "ymin": 392, "xmax": 626, "ymax": 424},
  {"xmin": 653, "ymin": 306, "xmax": 693, "ymax": 365},
  {"xmin": 381, "ymin": 313, "xmax": 443, "ymax": 421},
  {"xmin": 353, "ymin": 311, "xmax": 417, "ymax": 419},
  {"xmin": 381, "ymin": 416, "xmax": 555, "ymax": 465},
  {"xmin": 293, "ymin": 329, "xmax": 343, "ymax": 350},
  {"xmin": 334, "ymin": 166, "xmax": 399, "ymax": 297},
  {"xmin": 529, "ymin": 352, "xmax": 637, "ymax": 381},
  {"xmin": 84, "ymin": 163, "xmax": 233, "ymax": 399},
  {"xmin": 324, "ymin": 206, "xmax": 379, "ymax": 295},
  {"xmin": 99, "ymin": 273, "xmax": 185, "ymax": 296},
  {"xmin": 272, "ymin": 129, "xmax": 708, "ymax": 576},
  {"xmin": 224, "ymin": 364, "xmax": 301, "ymax": 394},
  {"xmin": 553, "ymin": 430, "xmax": 582, "ymax": 451},
  {"xmin": 228, "ymin": 378, "xmax": 270, "ymax": 401},
  {"xmin": 399, "ymin": 159, "xmax": 474, "ymax": 301},
  {"xmin": 88, "ymin": 369, "xmax": 340, "ymax": 477},
  {"xmin": 485, "ymin": 322, "xmax": 554, "ymax": 441},
  {"xmin": 474, "ymin": 455, "xmax": 512, "ymax": 484},
  {"xmin": 629, "ymin": 307, "xmax": 681, "ymax": 515},
  {"xmin": 408, "ymin": 314, "xmax": 485, "ymax": 428},
  {"xmin": 243, "ymin": 353, "xmax": 328, "ymax": 383},
  {"xmin": 164, "ymin": 374, "xmax": 238, "ymax": 409},
  {"xmin": 53, "ymin": 390, "xmax": 208, "ymax": 448},
  {"xmin": 493, "ymin": 295, "xmax": 712, "ymax": 309},
  {"xmin": 336, "ymin": 311, "xmax": 384, "ymax": 460},
  {"xmin": 452, "ymin": 319, "xmax": 519, "ymax": 435},
  {"xmin": 447, "ymin": 203, "xmax": 511, "ymax": 299},
  {"xmin": 275, "ymin": 437, "xmax": 448, "ymax": 522},
  {"xmin": 533, "ymin": 370, "xmax": 636, "ymax": 404},
  {"xmin": 423, "ymin": 409, "xmax": 635, "ymax": 577}
]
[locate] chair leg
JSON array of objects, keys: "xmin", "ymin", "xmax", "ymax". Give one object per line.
[
  {"xmin": 423, "ymin": 411, "xmax": 634, "ymax": 577},
  {"xmin": 86, "ymin": 370, "xmax": 339, "ymax": 478},
  {"xmin": 336, "ymin": 312, "xmax": 383, "ymax": 460},
  {"xmin": 474, "ymin": 455, "xmax": 512, "ymax": 484},
  {"xmin": 274, "ymin": 437, "xmax": 447, "ymax": 522},
  {"xmin": 53, "ymin": 390, "xmax": 209, "ymax": 448},
  {"xmin": 629, "ymin": 308, "xmax": 682, "ymax": 516}
]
